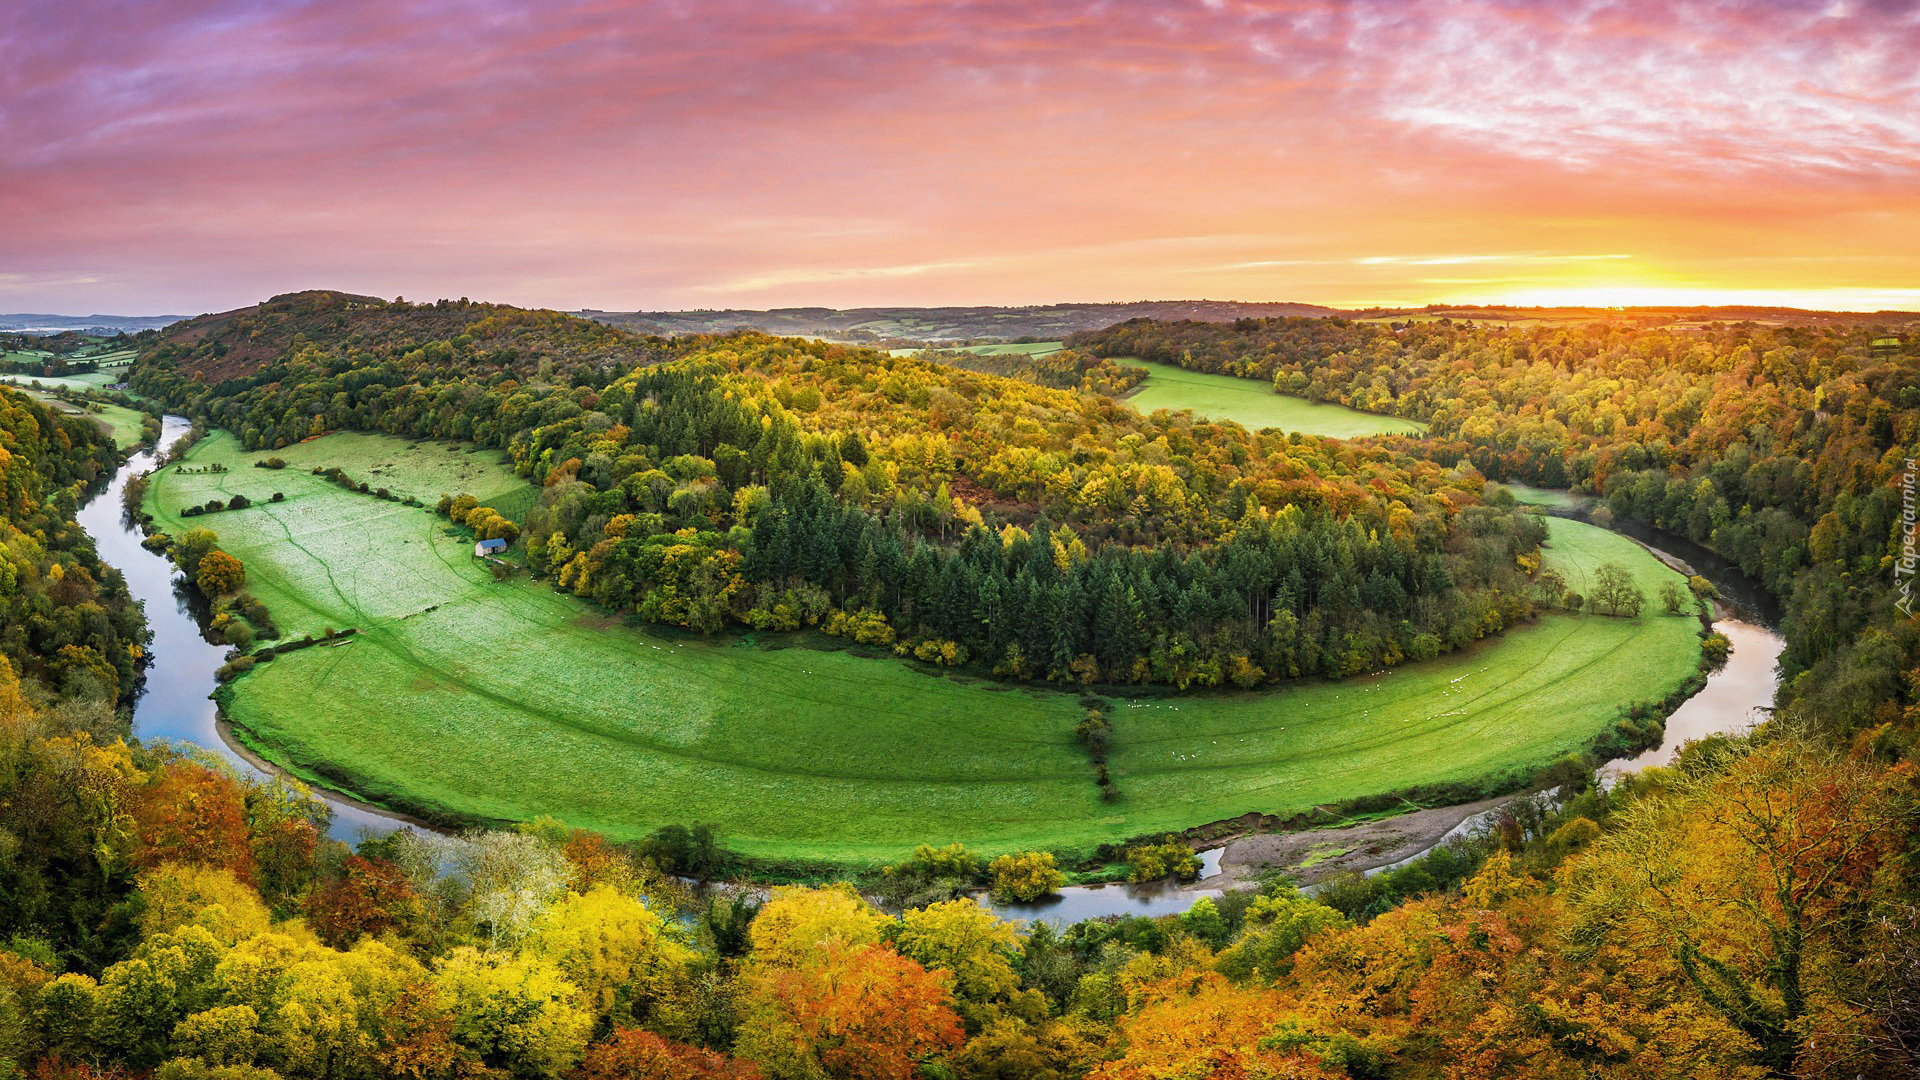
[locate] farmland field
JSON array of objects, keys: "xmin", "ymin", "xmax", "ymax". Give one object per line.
[
  {"xmin": 151, "ymin": 432, "xmax": 1699, "ymax": 865},
  {"xmin": 1500, "ymin": 482, "xmax": 1591, "ymax": 512},
  {"xmin": 889, "ymin": 340, "xmax": 1065, "ymax": 358},
  {"xmin": 2, "ymin": 382, "xmax": 147, "ymax": 448},
  {"xmin": 1121, "ymin": 359, "xmax": 1427, "ymax": 438},
  {"xmin": 0, "ymin": 370, "xmax": 119, "ymax": 392}
]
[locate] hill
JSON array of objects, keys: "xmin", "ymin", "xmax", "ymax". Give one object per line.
[
  {"xmin": 0, "ymin": 312, "xmax": 186, "ymax": 334},
  {"xmin": 144, "ymin": 289, "xmax": 669, "ymax": 384},
  {"xmin": 575, "ymin": 299, "xmax": 1344, "ymax": 343}
]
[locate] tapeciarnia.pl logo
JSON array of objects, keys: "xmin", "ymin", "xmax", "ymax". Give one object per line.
[{"xmin": 1900, "ymin": 458, "xmax": 1918, "ymax": 617}]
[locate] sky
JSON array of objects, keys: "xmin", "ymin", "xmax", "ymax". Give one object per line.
[{"xmin": 4, "ymin": 0, "xmax": 1919, "ymax": 315}]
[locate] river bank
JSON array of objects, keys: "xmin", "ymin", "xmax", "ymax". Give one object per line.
[
  {"xmin": 77, "ymin": 415, "xmax": 411, "ymax": 841},
  {"xmin": 1178, "ymin": 497, "xmax": 1786, "ymax": 897},
  {"xmin": 984, "ymin": 493, "xmax": 1784, "ymax": 921}
]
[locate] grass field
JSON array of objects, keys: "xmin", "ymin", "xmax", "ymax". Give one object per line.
[
  {"xmin": 1122, "ymin": 360, "xmax": 1427, "ymax": 438},
  {"xmin": 2, "ymin": 383, "xmax": 147, "ymax": 449},
  {"xmin": 1499, "ymin": 482, "xmax": 1592, "ymax": 512},
  {"xmin": 151, "ymin": 432, "xmax": 1699, "ymax": 865},
  {"xmin": 0, "ymin": 370, "xmax": 119, "ymax": 392},
  {"xmin": 889, "ymin": 341, "xmax": 1066, "ymax": 358}
]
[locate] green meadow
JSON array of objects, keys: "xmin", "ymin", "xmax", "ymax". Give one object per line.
[
  {"xmin": 1122, "ymin": 359, "xmax": 1427, "ymax": 438},
  {"xmin": 0, "ymin": 370, "xmax": 119, "ymax": 392},
  {"xmin": 1499, "ymin": 482, "xmax": 1592, "ymax": 512},
  {"xmin": 889, "ymin": 341, "xmax": 1066, "ymax": 358},
  {"xmin": 151, "ymin": 432, "xmax": 1699, "ymax": 865}
]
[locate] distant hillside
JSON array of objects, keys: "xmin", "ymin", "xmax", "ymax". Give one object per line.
[
  {"xmin": 0, "ymin": 312, "xmax": 185, "ymax": 334},
  {"xmin": 1351, "ymin": 304, "xmax": 1920, "ymax": 329},
  {"xmin": 145, "ymin": 290, "xmax": 662, "ymax": 384},
  {"xmin": 574, "ymin": 300, "xmax": 1345, "ymax": 343}
]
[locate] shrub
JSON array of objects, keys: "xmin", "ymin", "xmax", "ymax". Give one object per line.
[
  {"xmin": 1702, "ymin": 631, "xmax": 1732, "ymax": 664},
  {"xmin": 1125, "ymin": 839, "xmax": 1201, "ymax": 884},
  {"xmin": 1075, "ymin": 709, "xmax": 1111, "ymax": 760},
  {"xmin": 988, "ymin": 851, "xmax": 1063, "ymax": 903},
  {"xmin": 887, "ymin": 842, "xmax": 982, "ymax": 885},
  {"xmin": 196, "ymin": 550, "xmax": 247, "ymax": 596}
]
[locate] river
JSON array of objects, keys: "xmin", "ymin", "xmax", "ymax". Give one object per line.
[
  {"xmin": 80, "ymin": 427, "xmax": 1784, "ymax": 912},
  {"xmin": 78, "ymin": 416, "xmax": 403, "ymax": 841}
]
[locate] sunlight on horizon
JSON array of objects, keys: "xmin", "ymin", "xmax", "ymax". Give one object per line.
[{"xmin": 1447, "ymin": 284, "xmax": 1920, "ymax": 313}]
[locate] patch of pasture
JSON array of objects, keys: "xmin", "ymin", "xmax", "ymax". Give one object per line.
[
  {"xmin": 1121, "ymin": 360, "xmax": 1427, "ymax": 438},
  {"xmin": 0, "ymin": 371, "xmax": 117, "ymax": 392},
  {"xmin": 151, "ymin": 433, "xmax": 1699, "ymax": 865},
  {"xmin": 0, "ymin": 383, "xmax": 146, "ymax": 449},
  {"xmin": 1498, "ymin": 482, "xmax": 1591, "ymax": 512},
  {"xmin": 888, "ymin": 341, "xmax": 1066, "ymax": 358}
]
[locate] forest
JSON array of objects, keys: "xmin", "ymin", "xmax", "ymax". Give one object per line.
[{"xmin": 0, "ymin": 388, "xmax": 147, "ymax": 707}]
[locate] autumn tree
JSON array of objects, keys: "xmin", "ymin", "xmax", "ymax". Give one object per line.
[
  {"xmin": 523, "ymin": 885, "xmax": 692, "ymax": 1022},
  {"xmin": 130, "ymin": 762, "xmax": 256, "ymax": 883},
  {"xmin": 735, "ymin": 942, "xmax": 962, "ymax": 1080},
  {"xmin": 1660, "ymin": 579, "xmax": 1690, "ymax": 615},
  {"xmin": 371, "ymin": 982, "xmax": 465, "ymax": 1080},
  {"xmin": 895, "ymin": 899, "xmax": 1025, "ymax": 1030},
  {"xmin": 747, "ymin": 885, "xmax": 890, "ymax": 969},
  {"xmin": 574, "ymin": 1028, "xmax": 762, "ymax": 1080},
  {"xmin": 195, "ymin": 550, "xmax": 246, "ymax": 597},
  {"xmin": 434, "ymin": 947, "xmax": 591, "ymax": 1078},
  {"xmin": 308, "ymin": 855, "xmax": 422, "ymax": 948},
  {"xmin": 987, "ymin": 851, "xmax": 1064, "ymax": 903},
  {"xmin": 1092, "ymin": 972, "xmax": 1352, "ymax": 1080}
]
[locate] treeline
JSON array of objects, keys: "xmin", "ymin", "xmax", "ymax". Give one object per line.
[
  {"xmin": 3, "ymin": 663, "xmax": 1911, "ymax": 1078},
  {"xmin": 130, "ymin": 295, "xmax": 1547, "ymax": 688},
  {"xmin": 0, "ymin": 387, "xmax": 147, "ymax": 705}
]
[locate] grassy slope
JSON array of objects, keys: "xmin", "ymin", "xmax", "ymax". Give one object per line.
[
  {"xmin": 1122, "ymin": 359, "xmax": 1427, "ymax": 438},
  {"xmin": 152, "ymin": 432, "xmax": 1698, "ymax": 865},
  {"xmin": 1500, "ymin": 482, "xmax": 1594, "ymax": 512}
]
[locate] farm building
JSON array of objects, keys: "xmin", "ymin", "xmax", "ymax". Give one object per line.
[{"xmin": 474, "ymin": 538, "xmax": 507, "ymax": 557}]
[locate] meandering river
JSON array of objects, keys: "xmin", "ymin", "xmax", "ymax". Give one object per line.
[
  {"xmin": 80, "ymin": 416, "xmax": 402, "ymax": 840},
  {"xmin": 81, "ymin": 425, "xmax": 1784, "ymax": 913}
]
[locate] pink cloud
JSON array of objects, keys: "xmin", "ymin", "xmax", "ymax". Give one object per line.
[{"xmin": 1, "ymin": 0, "xmax": 1915, "ymax": 312}]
